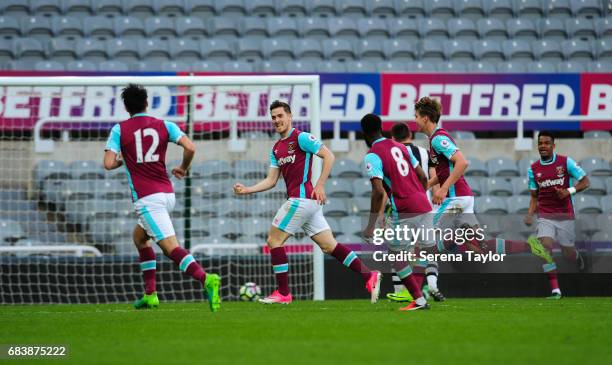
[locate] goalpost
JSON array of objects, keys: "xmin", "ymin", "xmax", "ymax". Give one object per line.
[{"xmin": 0, "ymin": 75, "xmax": 325, "ymax": 304}]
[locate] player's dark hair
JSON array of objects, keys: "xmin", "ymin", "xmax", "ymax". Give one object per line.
[
  {"xmin": 414, "ymin": 96, "xmax": 442, "ymax": 123},
  {"xmin": 538, "ymin": 131, "xmax": 555, "ymax": 143},
  {"xmin": 360, "ymin": 113, "xmax": 382, "ymax": 136},
  {"xmin": 269, "ymin": 100, "xmax": 291, "ymax": 114},
  {"xmin": 121, "ymin": 84, "xmax": 148, "ymax": 116},
  {"xmin": 391, "ymin": 122, "xmax": 412, "ymax": 141}
]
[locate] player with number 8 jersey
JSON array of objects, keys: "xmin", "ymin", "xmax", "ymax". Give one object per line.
[{"xmin": 103, "ymin": 84, "xmax": 221, "ymax": 312}]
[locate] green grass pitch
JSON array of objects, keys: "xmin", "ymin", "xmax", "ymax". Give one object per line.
[{"xmin": 2, "ymin": 298, "xmax": 611, "ymax": 365}]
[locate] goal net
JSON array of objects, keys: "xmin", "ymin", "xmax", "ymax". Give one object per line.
[{"xmin": 0, "ymin": 75, "xmax": 324, "ymax": 304}]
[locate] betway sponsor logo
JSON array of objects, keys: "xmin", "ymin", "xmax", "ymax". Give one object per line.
[
  {"xmin": 538, "ymin": 177, "xmax": 564, "ymax": 188},
  {"xmin": 277, "ymin": 155, "xmax": 296, "ymax": 166}
]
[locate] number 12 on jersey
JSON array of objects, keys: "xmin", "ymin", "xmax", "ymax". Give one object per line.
[{"xmin": 134, "ymin": 128, "xmax": 160, "ymax": 163}]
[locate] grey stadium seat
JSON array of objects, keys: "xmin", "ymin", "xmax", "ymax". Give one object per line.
[
  {"xmin": 595, "ymin": 17, "xmax": 612, "ymax": 39},
  {"xmin": 300, "ymin": 17, "xmax": 329, "ymax": 40},
  {"xmin": 327, "ymin": 178, "xmax": 354, "ymax": 198},
  {"xmin": 76, "ymin": 38, "xmax": 108, "ymax": 62},
  {"xmin": 157, "ymin": 0, "xmax": 186, "ymax": 17},
  {"xmin": 139, "ymin": 38, "xmax": 171, "ymax": 61},
  {"xmin": 584, "ymin": 130, "xmax": 611, "ymax": 139},
  {"xmin": 420, "ymin": 40, "xmax": 445, "ymax": 62},
  {"xmin": 420, "ymin": 17, "xmax": 449, "ymax": 40},
  {"xmin": 506, "ymin": 18, "xmax": 538, "ymax": 41},
  {"xmin": 585, "ymin": 177, "xmax": 607, "ymax": 196},
  {"xmin": 334, "ymin": 159, "xmax": 362, "ymax": 178},
  {"xmin": 595, "ymin": 39, "xmax": 612, "ymax": 61},
  {"xmin": 328, "ymin": 17, "xmax": 359, "ymax": 40},
  {"xmin": 317, "ymin": 61, "xmax": 347, "ymax": 73},
  {"xmin": 267, "ymin": 17, "xmax": 299, "ymax": 39},
  {"xmin": 209, "ymin": 17, "xmax": 239, "ymax": 39},
  {"xmin": 465, "ymin": 176, "xmax": 484, "ymax": 196},
  {"xmin": 217, "ymin": 199, "xmax": 248, "ymax": 218},
  {"xmin": 233, "ymin": 160, "xmax": 267, "ymax": 179},
  {"xmin": 14, "ymin": 38, "xmax": 45, "ymax": 62},
  {"xmin": 483, "ymin": 177, "xmax": 513, "ymax": 196},
  {"xmin": 506, "ymin": 195, "xmax": 531, "ymax": 214},
  {"xmin": 532, "ymin": 40, "xmax": 563, "ymax": 62},
  {"xmin": 474, "ymin": 40, "xmax": 504, "ymax": 63},
  {"xmin": 394, "ymin": 0, "xmax": 426, "ymax": 17},
  {"xmin": 238, "ymin": 38, "xmax": 264, "ymax": 62},
  {"xmin": 176, "ymin": 17, "xmax": 207, "ymax": 38},
  {"xmin": 357, "ymin": 17, "xmax": 390, "ymax": 39},
  {"xmin": 21, "ymin": 17, "xmax": 53, "ymax": 39},
  {"xmin": 580, "ymin": 157, "xmax": 612, "ymax": 176},
  {"xmin": 96, "ymin": 180, "xmax": 129, "ymax": 200},
  {"xmin": 263, "ymin": 39, "xmax": 295, "ymax": 61},
  {"xmin": 546, "ymin": 0, "xmax": 572, "ymax": 19},
  {"xmin": 485, "ymin": 0, "xmax": 514, "ymax": 20},
  {"xmin": 336, "ymin": 0, "xmax": 368, "ymax": 18},
  {"xmin": 426, "ymin": 0, "xmax": 455, "ymax": 20},
  {"xmin": 477, "ymin": 18, "xmax": 508, "ymax": 41},
  {"xmin": 67, "ymin": 60, "xmax": 97, "ymax": 71},
  {"xmin": 384, "ymin": 39, "xmax": 417, "ymax": 61},
  {"xmin": 259, "ymin": 60, "xmax": 286, "ymax": 72},
  {"xmin": 145, "ymin": 17, "xmax": 177, "ymax": 37},
  {"xmin": 216, "ymin": 0, "xmax": 247, "ymax": 17},
  {"xmin": 169, "ymin": 38, "xmax": 202, "ymax": 62},
  {"xmin": 0, "ymin": 16, "xmax": 20, "ymax": 38},
  {"xmin": 437, "ymin": 62, "xmax": 468, "ymax": 72},
  {"xmin": 475, "ymin": 196, "xmax": 508, "ymax": 214},
  {"xmin": 0, "ymin": 220, "xmax": 26, "ymax": 244},
  {"xmin": 278, "ymin": 0, "xmax": 308, "ymax": 17},
  {"xmin": 322, "ymin": 39, "xmax": 355, "ymax": 61},
  {"xmin": 571, "ymin": 0, "xmax": 602, "ymax": 17},
  {"xmin": 487, "ymin": 157, "xmax": 519, "ymax": 177},
  {"xmin": 339, "ymin": 216, "xmax": 363, "ymax": 236},
  {"xmin": 352, "ymin": 179, "xmax": 372, "ymax": 197},
  {"xmin": 497, "ymin": 61, "xmax": 528, "ymax": 73},
  {"xmin": 35, "ymin": 61, "xmax": 65, "ymax": 71},
  {"xmin": 346, "ymin": 60, "xmax": 377, "ymax": 73},
  {"xmin": 62, "ymin": 180, "xmax": 95, "ymax": 201},
  {"xmin": 377, "ymin": 61, "xmax": 407, "ymax": 72},
  {"xmin": 562, "ymin": 39, "xmax": 594, "ymax": 62},
  {"xmin": 445, "ymin": 39, "xmax": 475, "ymax": 62},
  {"xmin": 574, "ymin": 195, "xmax": 602, "ymax": 214},
  {"xmin": 122, "ymin": 0, "xmax": 156, "ymax": 18},
  {"xmin": 566, "ymin": 18, "xmax": 597, "ymax": 39},
  {"xmin": 357, "ymin": 39, "xmax": 385, "ymax": 62},
  {"xmin": 194, "ymin": 180, "xmax": 230, "ymax": 199},
  {"xmin": 197, "ymin": 160, "xmax": 233, "ymax": 179},
  {"xmin": 31, "ymin": 0, "xmax": 62, "ymax": 16},
  {"xmin": 95, "ymin": 0, "xmax": 123, "ymax": 17},
  {"xmin": 240, "ymin": 217, "xmax": 269, "ymax": 239},
  {"xmin": 285, "ymin": 60, "xmax": 317, "ymax": 73},
  {"xmin": 161, "ymin": 60, "xmax": 189, "ymax": 72},
  {"xmin": 557, "ymin": 62, "xmax": 586, "ymax": 73},
  {"xmin": 200, "ymin": 39, "xmax": 233, "ymax": 61},
  {"xmin": 83, "ymin": 16, "xmax": 115, "ymax": 38},
  {"xmin": 452, "ymin": 131, "xmax": 476, "ymax": 140},
  {"xmin": 107, "ymin": 38, "xmax": 139, "ymax": 63},
  {"xmin": 248, "ymin": 0, "xmax": 277, "ymax": 17},
  {"xmin": 528, "ymin": 61, "xmax": 557, "ymax": 73},
  {"xmin": 514, "ymin": 0, "xmax": 545, "ymax": 20},
  {"xmin": 114, "ymin": 17, "xmax": 146, "ymax": 38},
  {"xmin": 1, "ymin": 1, "xmax": 30, "ymax": 17},
  {"xmin": 448, "ymin": 18, "xmax": 479, "ymax": 40},
  {"xmin": 351, "ymin": 197, "xmax": 371, "ymax": 215},
  {"xmin": 208, "ymin": 218, "xmax": 241, "ymax": 241},
  {"xmin": 503, "ymin": 39, "xmax": 534, "ymax": 61},
  {"xmin": 52, "ymin": 16, "xmax": 83, "ymax": 38},
  {"xmin": 34, "ymin": 160, "xmax": 70, "ymax": 187},
  {"xmin": 388, "ymin": 18, "xmax": 420, "ymax": 41},
  {"xmin": 190, "ymin": 61, "xmax": 222, "ymax": 72},
  {"xmin": 539, "ymin": 18, "xmax": 568, "ymax": 42},
  {"xmin": 69, "ymin": 160, "xmax": 104, "ymax": 180},
  {"xmin": 456, "ymin": 0, "xmax": 485, "ymax": 21},
  {"xmin": 185, "ymin": 0, "xmax": 215, "ymax": 18},
  {"xmin": 408, "ymin": 61, "xmax": 438, "ymax": 72},
  {"xmin": 601, "ymin": 196, "xmax": 612, "ymax": 213},
  {"xmin": 242, "ymin": 17, "xmax": 267, "ymax": 39},
  {"xmin": 246, "ymin": 199, "xmax": 279, "ymax": 218},
  {"xmin": 323, "ymin": 199, "xmax": 349, "ymax": 217},
  {"xmin": 294, "ymin": 39, "xmax": 324, "ymax": 60},
  {"xmin": 465, "ymin": 157, "xmax": 488, "ymax": 176},
  {"xmin": 310, "ymin": 0, "xmax": 337, "ymax": 17}
]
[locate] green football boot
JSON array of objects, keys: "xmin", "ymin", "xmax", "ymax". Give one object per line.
[
  {"xmin": 527, "ymin": 236, "xmax": 553, "ymax": 263},
  {"xmin": 546, "ymin": 292, "xmax": 562, "ymax": 300},
  {"xmin": 386, "ymin": 288, "xmax": 414, "ymax": 302},
  {"xmin": 133, "ymin": 292, "xmax": 159, "ymax": 309},
  {"xmin": 204, "ymin": 274, "xmax": 221, "ymax": 312}
]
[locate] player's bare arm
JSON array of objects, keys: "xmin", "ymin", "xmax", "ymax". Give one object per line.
[
  {"xmin": 429, "ymin": 167, "xmax": 440, "ymax": 194},
  {"xmin": 311, "ymin": 145, "xmax": 335, "ymax": 204},
  {"xmin": 103, "ymin": 150, "xmax": 123, "ymax": 170},
  {"xmin": 234, "ymin": 167, "xmax": 280, "ymax": 195},
  {"xmin": 524, "ymin": 190, "xmax": 538, "ymax": 226},
  {"xmin": 171, "ymin": 135, "xmax": 196, "ymax": 180},
  {"xmin": 432, "ymin": 150, "xmax": 469, "ymax": 205},
  {"xmin": 554, "ymin": 175, "xmax": 590, "ymax": 200},
  {"xmin": 364, "ymin": 178, "xmax": 385, "ymax": 240}
]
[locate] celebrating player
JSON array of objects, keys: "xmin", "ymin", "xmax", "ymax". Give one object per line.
[
  {"xmin": 103, "ymin": 84, "xmax": 221, "ymax": 312},
  {"xmin": 525, "ymin": 131, "xmax": 590, "ymax": 299},
  {"xmin": 233, "ymin": 100, "xmax": 382, "ymax": 305},
  {"xmin": 361, "ymin": 114, "xmax": 431, "ymax": 311}
]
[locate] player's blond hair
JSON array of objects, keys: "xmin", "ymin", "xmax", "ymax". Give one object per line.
[{"xmin": 414, "ymin": 97, "xmax": 442, "ymax": 124}]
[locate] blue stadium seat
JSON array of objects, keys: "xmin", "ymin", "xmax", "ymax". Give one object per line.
[
  {"xmin": 368, "ymin": 0, "xmax": 396, "ymax": 17},
  {"xmin": 539, "ymin": 18, "xmax": 567, "ymax": 42},
  {"xmin": 35, "ymin": 60, "xmax": 65, "ymax": 71},
  {"xmin": 200, "ymin": 39, "xmax": 233, "ymax": 61},
  {"xmin": 496, "ymin": 61, "xmax": 528, "ymax": 72},
  {"xmin": 317, "ymin": 60, "xmax": 347, "ymax": 72},
  {"xmin": 0, "ymin": 17, "xmax": 20, "ymax": 38},
  {"xmin": 176, "ymin": 16, "xmax": 207, "ymax": 38},
  {"xmin": 336, "ymin": 0, "xmax": 367, "ymax": 18},
  {"xmin": 184, "ymin": 0, "xmax": 215, "ymax": 17},
  {"xmin": 114, "ymin": 17, "xmax": 146, "ymax": 38},
  {"xmin": 62, "ymin": 180, "xmax": 95, "ymax": 201},
  {"xmin": 580, "ymin": 157, "xmax": 612, "ymax": 176},
  {"xmin": 503, "ymin": 39, "xmax": 534, "ymax": 61},
  {"xmin": 562, "ymin": 39, "xmax": 594, "ymax": 62},
  {"xmin": 95, "ymin": 0, "xmax": 123, "ymax": 17},
  {"xmin": 48, "ymin": 38, "xmax": 77, "ymax": 62},
  {"xmin": 21, "ymin": 17, "xmax": 53, "ymax": 39},
  {"xmin": 157, "ymin": 0, "xmax": 186, "ymax": 17},
  {"xmin": 51, "ymin": 16, "xmax": 83, "ymax": 38},
  {"xmin": 170, "ymin": 38, "xmax": 202, "ymax": 62},
  {"xmin": 145, "ymin": 17, "xmax": 176, "ymax": 37},
  {"xmin": 444, "ymin": 39, "xmax": 474, "ymax": 62},
  {"xmin": 267, "ymin": 17, "xmax": 299, "ymax": 39},
  {"xmin": 485, "ymin": 0, "xmax": 514, "ymax": 21},
  {"xmin": 310, "ymin": 0, "xmax": 337, "ymax": 17},
  {"xmin": 357, "ymin": 18, "xmax": 391, "ymax": 40},
  {"xmin": 477, "ymin": 18, "xmax": 508, "ymax": 41},
  {"xmin": 557, "ymin": 61, "xmax": 586, "ymax": 73},
  {"xmin": 533, "ymin": 39, "xmax": 563, "ymax": 62},
  {"xmin": 514, "ymin": 0, "xmax": 545, "ymax": 20},
  {"xmin": 293, "ymin": 39, "xmax": 324, "ymax": 60},
  {"xmin": 448, "ymin": 18, "xmax": 478, "ymax": 40},
  {"xmin": 384, "ymin": 39, "xmax": 416, "ymax": 61},
  {"xmin": 83, "ymin": 16, "xmax": 115, "ymax": 38},
  {"xmin": 426, "ymin": 0, "xmax": 455, "ymax": 20},
  {"xmin": 483, "ymin": 177, "xmax": 513, "ymax": 196},
  {"xmin": 437, "ymin": 62, "xmax": 468, "ymax": 72},
  {"xmin": 327, "ymin": 178, "xmax": 354, "ymax": 198},
  {"xmin": 215, "ymin": 0, "xmax": 247, "ymax": 17},
  {"xmin": 474, "ymin": 40, "xmax": 505, "ymax": 62},
  {"xmin": 546, "ymin": 0, "xmax": 572, "ymax": 19},
  {"xmin": 420, "ymin": 39, "xmax": 445, "ymax": 62},
  {"xmin": 475, "ymin": 196, "xmax": 508, "ymax": 214},
  {"xmin": 210, "ymin": 17, "xmax": 239, "ymax": 39},
  {"xmin": 122, "ymin": 0, "xmax": 156, "ymax": 18},
  {"xmin": 584, "ymin": 130, "xmax": 611, "ymax": 138},
  {"xmin": 465, "ymin": 157, "xmax": 488, "ymax": 176},
  {"xmin": 264, "ymin": 39, "xmax": 295, "ymax": 61},
  {"xmin": 506, "ymin": 18, "xmax": 538, "ymax": 41},
  {"xmin": 586, "ymin": 177, "xmax": 607, "ymax": 196},
  {"xmin": 277, "ymin": 0, "xmax": 308, "ymax": 17},
  {"xmin": 388, "ymin": 18, "xmax": 419, "ymax": 41},
  {"xmin": 322, "ymin": 39, "xmax": 355, "ymax": 61},
  {"xmin": 328, "ymin": 17, "xmax": 359, "ymax": 40},
  {"xmin": 468, "ymin": 61, "xmax": 496, "ymax": 72},
  {"xmin": 571, "ymin": 0, "xmax": 602, "ymax": 17},
  {"xmin": 456, "ymin": 0, "xmax": 485, "ymax": 21},
  {"xmin": 487, "ymin": 157, "xmax": 520, "ymax": 177},
  {"xmin": 420, "ymin": 17, "xmax": 449, "ymax": 40},
  {"xmin": 300, "ymin": 17, "xmax": 330, "ymax": 40}
]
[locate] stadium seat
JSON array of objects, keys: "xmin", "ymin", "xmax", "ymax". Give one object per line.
[
  {"xmin": 259, "ymin": 60, "xmax": 285, "ymax": 72},
  {"xmin": 64, "ymin": 199, "xmax": 96, "ymax": 226},
  {"xmin": 574, "ymin": 195, "xmax": 602, "ymax": 214},
  {"xmin": 452, "ymin": 131, "xmax": 476, "ymax": 139},
  {"xmin": 333, "ymin": 159, "xmax": 362, "ymax": 178},
  {"xmin": 483, "ymin": 177, "xmax": 513, "ymax": 196},
  {"xmin": 503, "ymin": 40, "xmax": 534, "ymax": 61},
  {"xmin": 190, "ymin": 61, "xmax": 222, "ymax": 72},
  {"xmin": 225, "ymin": 60, "xmax": 256, "ymax": 72},
  {"xmin": 84, "ymin": 16, "xmax": 115, "ymax": 38},
  {"xmin": 184, "ymin": 0, "xmax": 214, "ymax": 17},
  {"xmin": 200, "ymin": 39, "xmax": 233, "ymax": 61},
  {"xmin": 176, "ymin": 17, "xmax": 207, "ymax": 38},
  {"xmin": 448, "ymin": 18, "xmax": 479, "ymax": 40},
  {"xmin": 14, "ymin": 38, "xmax": 45, "ymax": 62},
  {"xmin": 496, "ymin": 61, "xmax": 528, "ymax": 72},
  {"xmin": 194, "ymin": 180, "xmax": 229, "ymax": 199},
  {"xmin": 62, "ymin": 180, "xmax": 95, "ymax": 201},
  {"xmin": 485, "ymin": 0, "xmax": 514, "ymax": 21},
  {"xmin": 474, "ymin": 40, "xmax": 504, "ymax": 63},
  {"xmin": 356, "ymin": 39, "xmax": 385, "ymax": 61},
  {"xmin": 339, "ymin": 216, "xmax": 363, "ymax": 236},
  {"xmin": 527, "ymin": 61, "xmax": 557, "ymax": 73},
  {"xmin": 0, "ymin": 220, "xmax": 26, "ymax": 244},
  {"xmin": 299, "ymin": 17, "xmax": 329, "ymax": 39},
  {"xmin": 465, "ymin": 176, "xmax": 484, "ymax": 196},
  {"xmin": 327, "ymin": 178, "xmax": 354, "ymax": 198},
  {"xmin": 263, "ymin": 39, "xmax": 295, "ymax": 61},
  {"xmin": 1, "ymin": 1, "xmax": 29, "ymax": 17},
  {"xmin": 324, "ymin": 199, "xmax": 349, "ymax": 217},
  {"xmin": 420, "ymin": 39, "xmax": 445, "ymax": 62},
  {"xmin": 514, "ymin": 0, "xmax": 545, "ymax": 20},
  {"xmin": 89, "ymin": 217, "xmax": 132, "ymax": 243},
  {"xmin": 246, "ymin": 199, "xmax": 279, "ymax": 218},
  {"xmin": 317, "ymin": 61, "xmax": 347, "ymax": 73},
  {"xmin": 169, "ymin": 38, "xmax": 202, "ymax": 62},
  {"xmin": 322, "ymin": 39, "xmax": 355, "ymax": 61},
  {"xmin": 538, "ymin": 18, "xmax": 568, "ymax": 42},
  {"xmin": 310, "ymin": 0, "xmax": 337, "ymax": 17},
  {"xmin": 445, "ymin": 39, "xmax": 475, "ymax": 62},
  {"xmin": 156, "ymin": 0, "xmax": 186, "ymax": 17},
  {"xmin": 571, "ymin": 0, "xmax": 602, "ymax": 17},
  {"xmin": 210, "ymin": 17, "xmax": 239, "ymax": 39},
  {"xmin": 34, "ymin": 160, "xmax": 70, "ymax": 188},
  {"xmin": 76, "ymin": 38, "xmax": 108, "ymax": 62},
  {"xmin": 487, "ymin": 157, "xmax": 520, "ymax": 177},
  {"xmin": 160, "ymin": 60, "xmax": 189, "ymax": 72},
  {"xmin": 557, "ymin": 62, "xmax": 586, "ymax": 73},
  {"xmin": 69, "ymin": 160, "xmax": 104, "ymax": 180},
  {"xmin": 328, "ymin": 17, "xmax": 359, "ymax": 40},
  {"xmin": 585, "ymin": 177, "xmax": 607, "ymax": 196},
  {"xmin": 241, "ymin": 17, "xmax": 268, "ymax": 39},
  {"xmin": 351, "ymin": 197, "xmax": 371, "ymax": 215},
  {"xmin": 506, "ymin": 195, "xmax": 531, "ymax": 214},
  {"xmin": 477, "ymin": 18, "xmax": 508, "ymax": 41},
  {"xmin": 99, "ymin": 60, "xmax": 129, "ymax": 71},
  {"xmin": 566, "ymin": 17, "xmax": 597, "ymax": 39},
  {"xmin": 595, "ymin": 17, "xmax": 612, "ymax": 39},
  {"xmin": 352, "ymin": 179, "xmax": 371, "ymax": 197},
  {"xmin": 277, "ymin": 0, "xmax": 307, "ymax": 17},
  {"xmin": 35, "ymin": 60, "xmax": 65, "ymax": 71},
  {"xmin": 217, "ymin": 198, "xmax": 250, "ymax": 218},
  {"xmin": 114, "ymin": 17, "xmax": 146, "ymax": 38},
  {"xmin": 377, "ymin": 61, "xmax": 407, "ymax": 72},
  {"xmin": 48, "ymin": 38, "xmax": 77, "ymax": 63},
  {"xmin": 240, "ymin": 217, "xmax": 269, "ymax": 239},
  {"xmin": 233, "ymin": 160, "xmax": 267, "ymax": 179},
  {"xmin": 580, "ymin": 157, "xmax": 612, "ymax": 176},
  {"xmin": 123, "ymin": 0, "xmax": 156, "ymax": 18},
  {"xmin": 532, "ymin": 39, "xmax": 563, "ymax": 62},
  {"xmin": 595, "ymin": 39, "xmax": 612, "ymax": 61},
  {"xmin": 263, "ymin": 181, "xmax": 286, "ymax": 200},
  {"xmin": 7, "ymin": 60, "xmax": 39, "ymax": 71},
  {"xmin": 562, "ymin": 39, "xmax": 594, "ymax": 62},
  {"xmin": 197, "ymin": 161, "xmax": 233, "ymax": 180},
  {"xmin": 465, "ymin": 158, "xmax": 488, "ymax": 176},
  {"xmin": 237, "ymin": 38, "xmax": 264, "ymax": 62},
  {"xmin": 393, "ymin": 0, "xmax": 425, "ymax": 17},
  {"xmin": 285, "ymin": 60, "xmax": 317, "ymax": 72},
  {"xmin": 456, "ymin": 0, "xmax": 485, "ymax": 21},
  {"xmin": 293, "ymin": 39, "xmax": 324, "ymax": 60},
  {"xmin": 420, "ymin": 17, "xmax": 449, "ymax": 40},
  {"xmin": 426, "ymin": 0, "xmax": 454, "ymax": 20},
  {"xmin": 475, "ymin": 196, "xmax": 508, "ymax": 214},
  {"xmin": 601, "ymin": 196, "xmax": 612, "ymax": 213},
  {"xmin": 408, "ymin": 61, "xmax": 438, "ymax": 72},
  {"xmin": 388, "ymin": 18, "xmax": 419, "ymax": 41},
  {"xmin": 0, "ymin": 17, "xmax": 20, "ymax": 38},
  {"xmin": 209, "ymin": 218, "xmax": 242, "ymax": 240},
  {"xmin": 107, "ymin": 38, "xmax": 139, "ymax": 63},
  {"xmin": 584, "ymin": 130, "xmax": 611, "ymax": 139},
  {"xmin": 437, "ymin": 62, "xmax": 468, "ymax": 72},
  {"xmin": 355, "ymin": 18, "xmax": 388, "ymax": 39},
  {"xmin": 518, "ymin": 156, "xmax": 538, "ymax": 175},
  {"xmin": 21, "ymin": 17, "xmax": 53, "ymax": 39},
  {"xmin": 145, "ymin": 17, "xmax": 176, "ymax": 37},
  {"xmin": 384, "ymin": 39, "xmax": 416, "ymax": 61},
  {"xmin": 335, "ymin": 0, "xmax": 367, "ymax": 18},
  {"xmin": 51, "ymin": 16, "xmax": 83, "ymax": 38},
  {"xmin": 546, "ymin": 0, "xmax": 572, "ymax": 19},
  {"xmin": 267, "ymin": 17, "xmax": 299, "ymax": 39},
  {"xmin": 507, "ymin": 18, "xmax": 538, "ymax": 41},
  {"xmin": 31, "ymin": 0, "xmax": 62, "ymax": 16},
  {"xmin": 95, "ymin": 0, "xmax": 123, "ymax": 17}
]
